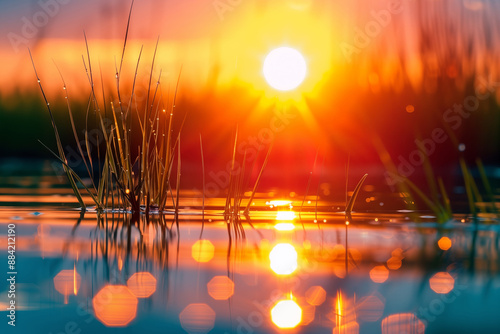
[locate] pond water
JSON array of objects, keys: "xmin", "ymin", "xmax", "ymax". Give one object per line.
[{"xmin": 1, "ymin": 181, "xmax": 500, "ymax": 334}]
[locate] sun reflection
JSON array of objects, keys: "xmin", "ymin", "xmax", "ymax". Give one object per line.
[
  {"xmin": 127, "ymin": 272, "xmax": 157, "ymax": 298},
  {"xmin": 276, "ymin": 211, "xmax": 296, "ymax": 221},
  {"xmin": 333, "ymin": 291, "xmax": 359, "ymax": 333},
  {"xmin": 92, "ymin": 285, "xmax": 138, "ymax": 327},
  {"xmin": 191, "ymin": 240, "xmax": 215, "ymax": 263},
  {"xmin": 381, "ymin": 313, "xmax": 425, "ymax": 334},
  {"xmin": 429, "ymin": 272, "xmax": 455, "ymax": 294},
  {"xmin": 271, "ymin": 299, "xmax": 302, "ymax": 328},
  {"xmin": 207, "ymin": 276, "xmax": 235, "ymax": 300},
  {"xmin": 267, "ymin": 200, "xmax": 292, "ymax": 207},
  {"xmin": 274, "ymin": 223, "xmax": 295, "ymax": 231},
  {"xmin": 179, "ymin": 303, "xmax": 216, "ymax": 334},
  {"xmin": 269, "ymin": 243, "xmax": 298, "ymax": 275}
]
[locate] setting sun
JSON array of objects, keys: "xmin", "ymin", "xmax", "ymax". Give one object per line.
[{"xmin": 263, "ymin": 47, "xmax": 307, "ymax": 91}]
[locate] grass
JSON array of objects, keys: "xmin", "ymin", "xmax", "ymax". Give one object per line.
[
  {"xmin": 30, "ymin": 0, "xmax": 187, "ymax": 216},
  {"xmin": 374, "ymin": 132, "xmax": 498, "ymax": 223}
]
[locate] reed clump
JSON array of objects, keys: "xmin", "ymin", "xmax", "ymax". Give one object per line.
[{"xmin": 30, "ymin": 2, "xmax": 184, "ymax": 215}]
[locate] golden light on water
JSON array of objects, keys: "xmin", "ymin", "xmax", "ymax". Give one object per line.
[
  {"xmin": 333, "ymin": 322, "xmax": 360, "ymax": 334},
  {"xmin": 92, "ymin": 285, "xmax": 138, "ymax": 327},
  {"xmin": 269, "ymin": 243, "xmax": 298, "ymax": 275},
  {"xmin": 207, "ymin": 276, "xmax": 235, "ymax": 300},
  {"xmin": 73, "ymin": 264, "xmax": 78, "ymax": 296},
  {"xmin": 268, "ymin": 200, "xmax": 292, "ymax": 207},
  {"xmin": 274, "ymin": 223, "xmax": 295, "ymax": 231},
  {"xmin": 271, "ymin": 299, "xmax": 303, "ymax": 329},
  {"xmin": 191, "ymin": 240, "xmax": 215, "ymax": 263},
  {"xmin": 276, "ymin": 211, "xmax": 296, "ymax": 221},
  {"xmin": 336, "ymin": 291, "xmax": 344, "ymax": 328},
  {"xmin": 263, "ymin": 47, "xmax": 307, "ymax": 91},
  {"xmin": 429, "ymin": 272, "xmax": 455, "ymax": 294},
  {"xmin": 333, "ymin": 291, "xmax": 359, "ymax": 334},
  {"xmin": 127, "ymin": 272, "xmax": 157, "ymax": 298}
]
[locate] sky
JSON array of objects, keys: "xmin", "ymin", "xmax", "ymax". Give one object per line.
[
  {"xmin": 1, "ymin": 0, "xmax": 498, "ymax": 96},
  {"xmin": 1, "ymin": 0, "xmax": 499, "ymax": 169}
]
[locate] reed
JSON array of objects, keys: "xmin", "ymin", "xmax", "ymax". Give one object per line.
[{"xmin": 31, "ymin": 0, "xmax": 185, "ymax": 215}]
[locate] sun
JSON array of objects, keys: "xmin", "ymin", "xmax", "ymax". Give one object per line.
[{"xmin": 263, "ymin": 47, "xmax": 307, "ymax": 91}]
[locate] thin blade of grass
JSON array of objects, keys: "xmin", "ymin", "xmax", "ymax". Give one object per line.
[
  {"xmin": 345, "ymin": 174, "xmax": 368, "ymax": 222},
  {"xmin": 244, "ymin": 142, "xmax": 273, "ymax": 215}
]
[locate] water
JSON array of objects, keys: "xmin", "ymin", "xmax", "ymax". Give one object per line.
[{"xmin": 1, "ymin": 182, "xmax": 500, "ymax": 334}]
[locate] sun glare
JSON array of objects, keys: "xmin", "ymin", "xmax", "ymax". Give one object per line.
[{"xmin": 263, "ymin": 47, "xmax": 307, "ymax": 91}]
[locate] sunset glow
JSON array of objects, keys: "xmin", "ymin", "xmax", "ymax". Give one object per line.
[{"xmin": 1, "ymin": 0, "xmax": 499, "ymax": 332}]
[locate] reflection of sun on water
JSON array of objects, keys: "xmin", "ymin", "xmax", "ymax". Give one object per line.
[
  {"xmin": 271, "ymin": 298, "xmax": 302, "ymax": 329},
  {"xmin": 269, "ymin": 243, "xmax": 298, "ymax": 275},
  {"xmin": 274, "ymin": 223, "xmax": 295, "ymax": 231},
  {"xmin": 267, "ymin": 200, "xmax": 292, "ymax": 207},
  {"xmin": 276, "ymin": 211, "xmax": 296, "ymax": 221},
  {"xmin": 333, "ymin": 291, "xmax": 359, "ymax": 334}
]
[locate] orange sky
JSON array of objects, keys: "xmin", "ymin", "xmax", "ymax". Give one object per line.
[{"xmin": 1, "ymin": 0, "xmax": 499, "ymax": 100}]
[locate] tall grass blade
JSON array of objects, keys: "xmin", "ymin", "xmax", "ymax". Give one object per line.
[
  {"xmin": 345, "ymin": 174, "xmax": 368, "ymax": 222},
  {"xmin": 30, "ymin": 50, "xmax": 86, "ymax": 210},
  {"xmin": 244, "ymin": 142, "xmax": 273, "ymax": 215}
]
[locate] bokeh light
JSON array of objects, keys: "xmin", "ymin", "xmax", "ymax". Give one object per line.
[
  {"xmin": 305, "ymin": 286, "xmax": 326, "ymax": 306},
  {"xmin": 271, "ymin": 299, "xmax": 302, "ymax": 328},
  {"xmin": 429, "ymin": 272, "xmax": 455, "ymax": 294},
  {"xmin": 92, "ymin": 285, "xmax": 138, "ymax": 327},
  {"xmin": 127, "ymin": 272, "xmax": 157, "ymax": 298},
  {"xmin": 269, "ymin": 243, "xmax": 298, "ymax": 275},
  {"xmin": 53, "ymin": 269, "xmax": 81, "ymax": 299},
  {"xmin": 438, "ymin": 236, "xmax": 452, "ymax": 251},
  {"xmin": 369, "ymin": 265, "xmax": 389, "ymax": 283},
  {"xmin": 207, "ymin": 276, "xmax": 235, "ymax": 300},
  {"xmin": 381, "ymin": 313, "xmax": 425, "ymax": 334},
  {"xmin": 179, "ymin": 303, "xmax": 216, "ymax": 334},
  {"xmin": 192, "ymin": 240, "xmax": 215, "ymax": 263}
]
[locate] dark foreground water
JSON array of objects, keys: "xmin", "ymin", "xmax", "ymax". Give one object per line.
[{"xmin": 0, "ymin": 178, "xmax": 499, "ymax": 334}]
